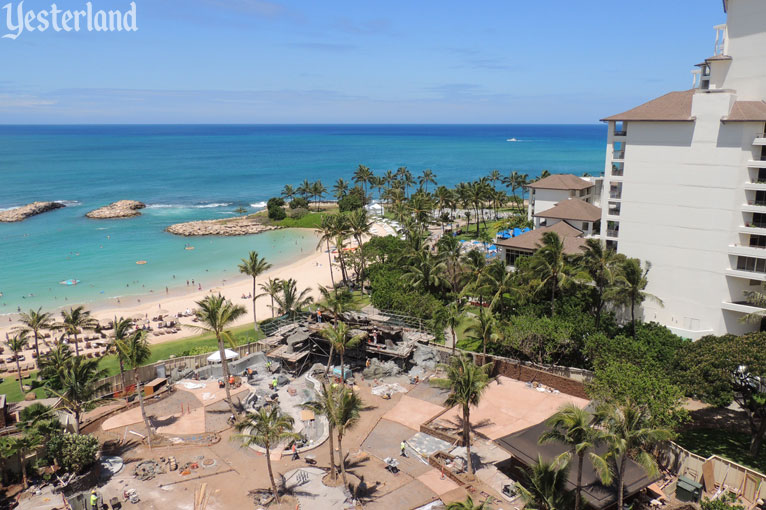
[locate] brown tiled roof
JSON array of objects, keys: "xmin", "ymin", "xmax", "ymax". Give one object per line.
[
  {"xmin": 495, "ymin": 221, "xmax": 586, "ymax": 254},
  {"xmin": 535, "ymin": 198, "xmax": 602, "ymax": 222},
  {"xmin": 723, "ymin": 101, "xmax": 766, "ymax": 122},
  {"xmin": 527, "ymin": 174, "xmax": 593, "ymax": 191},
  {"xmin": 601, "ymin": 90, "xmax": 696, "ymax": 122}
]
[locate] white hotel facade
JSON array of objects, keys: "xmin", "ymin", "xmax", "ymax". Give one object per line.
[{"xmin": 598, "ymin": 0, "xmax": 766, "ymax": 338}]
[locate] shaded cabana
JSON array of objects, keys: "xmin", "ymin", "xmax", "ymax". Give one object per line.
[{"xmin": 495, "ymin": 420, "xmax": 657, "ymax": 509}]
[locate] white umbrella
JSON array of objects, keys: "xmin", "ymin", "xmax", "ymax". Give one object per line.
[{"xmin": 207, "ymin": 349, "xmax": 239, "ymax": 363}]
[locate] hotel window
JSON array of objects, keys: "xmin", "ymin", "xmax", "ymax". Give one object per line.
[
  {"xmin": 756, "ymin": 191, "xmax": 766, "ymax": 206},
  {"xmin": 506, "ymin": 249, "xmax": 529, "ymax": 267},
  {"xmin": 737, "ymin": 256, "xmax": 766, "ymax": 273},
  {"xmin": 751, "ymin": 235, "xmax": 766, "ymax": 248},
  {"xmin": 754, "ymin": 213, "xmax": 766, "ymax": 228},
  {"xmin": 751, "ymin": 280, "xmax": 762, "ymax": 286}
]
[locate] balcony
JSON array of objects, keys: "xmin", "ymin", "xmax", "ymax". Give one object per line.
[
  {"xmin": 742, "ymin": 202, "xmax": 766, "ymax": 213},
  {"xmin": 745, "ymin": 180, "xmax": 766, "ymax": 190},
  {"xmin": 725, "ymin": 268, "xmax": 766, "ymax": 281},
  {"xmin": 754, "ymin": 134, "xmax": 766, "ymax": 146},
  {"xmin": 606, "ymin": 229, "xmax": 619, "ymax": 238},
  {"xmin": 747, "ymin": 160, "xmax": 766, "ymax": 169},
  {"xmin": 729, "ymin": 244, "xmax": 766, "ymax": 257},
  {"xmin": 607, "ymin": 202, "xmax": 621, "ymax": 217},
  {"xmin": 721, "ymin": 301, "xmax": 766, "ymax": 315},
  {"xmin": 612, "ymin": 150, "xmax": 625, "ymax": 161},
  {"xmin": 613, "ymin": 130, "xmax": 627, "ymax": 137}
]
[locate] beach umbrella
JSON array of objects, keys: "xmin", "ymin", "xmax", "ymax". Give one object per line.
[{"xmin": 206, "ymin": 349, "xmax": 239, "ymax": 363}]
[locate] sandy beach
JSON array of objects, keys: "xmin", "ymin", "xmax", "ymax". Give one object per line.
[{"xmin": 0, "ymin": 222, "xmax": 392, "ymax": 353}]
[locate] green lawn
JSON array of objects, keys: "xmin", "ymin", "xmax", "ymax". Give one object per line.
[
  {"xmin": 96, "ymin": 323, "xmax": 264, "ymax": 376},
  {"xmin": 676, "ymin": 428, "xmax": 766, "ymax": 473},
  {"xmin": 0, "ymin": 372, "xmax": 48, "ymax": 403},
  {"xmin": 253, "ymin": 206, "xmax": 340, "ymax": 230}
]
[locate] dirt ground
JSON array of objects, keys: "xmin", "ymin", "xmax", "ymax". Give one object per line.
[{"xmin": 36, "ymin": 372, "xmax": 511, "ymax": 510}]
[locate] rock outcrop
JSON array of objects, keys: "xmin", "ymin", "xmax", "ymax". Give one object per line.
[
  {"xmin": 166, "ymin": 217, "xmax": 280, "ymax": 236},
  {"xmin": 0, "ymin": 201, "xmax": 65, "ymax": 223},
  {"xmin": 86, "ymin": 200, "xmax": 146, "ymax": 219}
]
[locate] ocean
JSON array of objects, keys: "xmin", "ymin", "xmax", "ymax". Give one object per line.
[{"xmin": 0, "ymin": 124, "xmax": 607, "ymax": 313}]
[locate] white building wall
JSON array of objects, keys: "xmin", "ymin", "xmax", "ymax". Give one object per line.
[
  {"xmin": 600, "ymin": 92, "xmax": 765, "ymax": 338},
  {"xmin": 528, "ymin": 188, "xmax": 572, "ymax": 222},
  {"xmin": 718, "ymin": 0, "xmax": 766, "ymax": 99}
]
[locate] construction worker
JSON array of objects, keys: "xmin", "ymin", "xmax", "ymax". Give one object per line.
[
  {"xmin": 316, "ymin": 309, "xmax": 322, "ymax": 323},
  {"xmin": 365, "ymin": 358, "xmax": 371, "ymax": 369},
  {"xmin": 292, "ymin": 443, "xmax": 299, "ymax": 461},
  {"xmin": 90, "ymin": 490, "xmax": 99, "ymax": 509},
  {"xmin": 272, "ymin": 378, "xmax": 278, "ymax": 390},
  {"xmin": 400, "ymin": 441, "xmax": 406, "ymax": 457}
]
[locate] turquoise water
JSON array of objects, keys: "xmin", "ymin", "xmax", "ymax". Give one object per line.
[{"xmin": 0, "ymin": 124, "xmax": 607, "ymax": 312}]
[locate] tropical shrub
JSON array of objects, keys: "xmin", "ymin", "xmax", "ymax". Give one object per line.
[
  {"xmin": 47, "ymin": 433, "xmax": 99, "ymax": 474},
  {"xmin": 289, "ymin": 197, "xmax": 309, "ymax": 209}
]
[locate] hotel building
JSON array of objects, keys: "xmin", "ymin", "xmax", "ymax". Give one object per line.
[{"xmin": 598, "ymin": 0, "xmax": 766, "ymax": 338}]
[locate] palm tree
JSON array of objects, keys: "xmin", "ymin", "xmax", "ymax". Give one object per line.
[
  {"xmin": 404, "ymin": 250, "xmax": 447, "ymax": 295},
  {"xmin": 465, "ymin": 308, "xmax": 496, "ymax": 365},
  {"xmin": 18, "ymin": 403, "xmax": 61, "ymax": 440},
  {"xmin": 48, "ymin": 356, "xmax": 108, "ymax": 434},
  {"xmin": 298, "ymin": 179, "xmax": 313, "ymax": 200},
  {"xmin": 577, "ymin": 239, "xmax": 621, "ymax": 329},
  {"xmin": 281, "ymin": 184, "xmax": 297, "ymax": 202},
  {"xmin": 192, "ymin": 294, "xmax": 247, "ymax": 416},
  {"xmin": 301, "ymin": 382, "xmax": 340, "ymax": 480},
  {"xmin": 477, "ymin": 258, "xmax": 517, "ymax": 315},
  {"xmin": 111, "ymin": 317, "xmax": 134, "ymax": 396},
  {"xmin": 612, "ymin": 259, "xmax": 662, "ymax": 338},
  {"xmin": 446, "ymin": 301, "xmax": 465, "ymax": 355},
  {"xmin": 15, "ymin": 307, "xmax": 54, "ymax": 361},
  {"xmin": 311, "ymin": 180, "xmax": 327, "ymax": 210},
  {"xmin": 234, "ymin": 406, "xmax": 299, "ymax": 503},
  {"xmin": 538, "ymin": 404, "xmax": 608, "ymax": 510},
  {"xmin": 333, "ymin": 178, "xmax": 349, "ymax": 200},
  {"xmin": 528, "ymin": 232, "xmax": 572, "ymax": 317},
  {"xmin": 347, "ymin": 208, "xmax": 372, "ymax": 291},
  {"xmin": 116, "ymin": 330, "xmax": 154, "ymax": 447},
  {"xmin": 59, "ymin": 306, "xmax": 97, "ymax": 357},
  {"xmin": 316, "ymin": 214, "xmax": 340, "ymax": 287},
  {"xmin": 446, "ymin": 496, "xmax": 486, "ymax": 510},
  {"xmin": 594, "ymin": 402, "xmax": 673, "ymax": 510},
  {"xmin": 38, "ymin": 344, "xmax": 72, "ymax": 390},
  {"xmin": 516, "ymin": 456, "xmax": 573, "ymax": 510},
  {"xmin": 258, "ymin": 277, "xmax": 283, "ymax": 319},
  {"xmin": 8, "ymin": 331, "xmax": 28, "ymax": 394},
  {"xmin": 320, "ymin": 321, "xmax": 364, "ymax": 378},
  {"xmin": 318, "ymin": 286, "xmax": 353, "ymax": 324},
  {"xmin": 8, "ymin": 433, "xmax": 41, "ymax": 489},
  {"xmin": 334, "ymin": 387, "xmax": 363, "ymax": 487},
  {"xmin": 272, "ymin": 278, "xmax": 313, "ymax": 318},
  {"xmin": 353, "ymin": 164, "xmax": 373, "ymax": 198},
  {"xmin": 502, "ymin": 171, "xmax": 529, "ymax": 215},
  {"xmin": 431, "ymin": 355, "xmax": 492, "ymax": 476},
  {"xmin": 419, "ymin": 168, "xmax": 437, "ymax": 192},
  {"xmin": 238, "ymin": 251, "xmax": 272, "ymax": 331}
]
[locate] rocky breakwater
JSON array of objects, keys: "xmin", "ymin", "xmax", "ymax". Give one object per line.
[
  {"xmin": 86, "ymin": 200, "xmax": 146, "ymax": 219},
  {"xmin": 166, "ymin": 217, "xmax": 281, "ymax": 236},
  {"xmin": 0, "ymin": 201, "xmax": 65, "ymax": 222}
]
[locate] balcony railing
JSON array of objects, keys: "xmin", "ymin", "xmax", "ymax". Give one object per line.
[
  {"xmin": 610, "ymin": 191, "xmax": 622, "ymax": 199},
  {"xmin": 607, "ymin": 229, "xmax": 619, "ymax": 238},
  {"xmin": 608, "ymin": 203, "xmax": 621, "ymax": 216},
  {"xmin": 614, "ymin": 130, "xmax": 627, "ymax": 137},
  {"xmin": 613, "ymin": 150, "xmax": 625, "ymax": 160}
]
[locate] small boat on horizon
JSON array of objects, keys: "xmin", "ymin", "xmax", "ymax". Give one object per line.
[{"xmin": 506, "ymin": 138, "xmax": 518, "ymax": 142}]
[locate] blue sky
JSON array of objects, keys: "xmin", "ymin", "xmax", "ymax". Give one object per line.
[{"xmin": 0, "ymin": 0, "xmax": 725, "ymax": 123}]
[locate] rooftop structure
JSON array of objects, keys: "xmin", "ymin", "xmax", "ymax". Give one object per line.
[
  {"xmin": 495, "ymin": 221, "xmax": 587, "ymax": 267},
  {"xmin": 598, "ymin": 0, "xmax": 766, "ymax": 338},
  {"xmin": 526, "ymin": 173, "xmax": 602, "ymax": 224}
]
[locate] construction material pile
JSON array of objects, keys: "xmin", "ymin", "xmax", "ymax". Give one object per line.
[
  {"xmin": 362, "ymin": 358, "xmax": 401, "ymax": 379},
  {"xmin": 133, "ymin": 460, "xmax": 166, "ymax": 481}
]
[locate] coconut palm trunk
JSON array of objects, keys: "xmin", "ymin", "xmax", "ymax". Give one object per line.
[
  {"xmin": 451, "ymin": 326, "xmax": 457, "ymax": 355},
  {"xmin": 326, "ymin": 239, "xmax": 336, "ymax": 287},
  {"xmin": 324, "ymin": 345, "xmax": 335, "ymax": 377},
  {"xmin": 463, "ymin": 404, "xmax": 474, "ymax": 475},
  {"xmin": 31, "ymin": 331, "xmax": 40, "ymax": 364},
  {"xmin": 15, "ymin": 357, "xmax": 23, "ymax": 394},
  {"xmin": 73, "ymin": 331, "xmax": 79, "ymax": 356},
  {"xmin": 618, "ymin": 455, "xmax": 627, "ymax": 510},
  {"xmin": 265, "ymin": 441, "xmax": 279, "ymax": 503},
  {"xmin": 119, "ymin": 359, "xmax": 127, "ymax": 397},
  {"xmin": 135, "ymin": 372, "xmax": 154, "ymax": 448},
  {"xmin": 251, "ymin": 279, "xmax": 258, "ymax": 329},
  {"xmin": 338, "ymin": 430, "xmax": 348, "ymax": 486},
  {"xmin": 576, "ymin": 452, "xmax": 584, "ymax": 510},
  {"xmin": 328, "ymin": 422, "xmax": 337, "ymax": 480},
  {"xmin": 18, "ymin": 448, "xmax": 28, "ymax": 489},
  {"xmin": 217, "ymin": 334, "xmax": 237, "ymax": 416}
]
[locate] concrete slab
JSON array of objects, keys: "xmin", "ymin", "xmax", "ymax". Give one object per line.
[
  {"xmin": 361, "ymin": 419, "xmax": 432, "ymax": 478},
  {"xmin": 436, "ymin": 376, "xmax": 589, "ymax": 440},
  {"xmin": 365, "ymin": 479, "xmax": 438, "ymax": 510},
  {"xmin": 155, "ymin": 406, "xmax": 206, "ymax": 435},
  {"xmin": 406, "ymin": 381, "xmax": 451, "ymax": 407},
  {"xmin": 417, "ymin": 468, "xmax": 460, "ymax": 496},
  {"xmin": 382, "ymin": 395, "xmax": 444, "ymax": 431}
]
